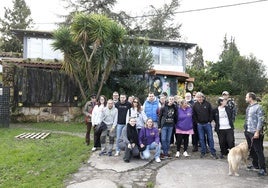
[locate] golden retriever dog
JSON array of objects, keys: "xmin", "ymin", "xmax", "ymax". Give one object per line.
[{"xmin": 227, "ymin": 141, "xmax": 248, "ymax": 176}]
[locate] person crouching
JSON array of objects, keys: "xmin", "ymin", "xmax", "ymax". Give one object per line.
[{"xmin": 119, "ymin": 117, "xmax": 140, "ymax": 163}]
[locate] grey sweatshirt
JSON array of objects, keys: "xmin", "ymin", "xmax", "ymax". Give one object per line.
[{"xmin": 245, "ymin": 103, "xmax": 265, "ymax": 133}]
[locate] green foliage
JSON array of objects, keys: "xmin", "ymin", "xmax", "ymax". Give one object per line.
[
  {"xmin": 260, "ymin": 94, "xmax": 268, "ymax": 136},
  {"xmin": 130, "ymin": 0, "xmax": 181, "ymax": 40},
  {"xmin": 231, "ymin": 55, "xmax": 267, "ymax": 93},
  {"xmin": 53, "ymin": 13, "xmax": 126, "ymax": 100},
  {"xmin": 234, "ymin": 115, "xmax": 245, "ymax": 130},
  {"xmin": 0, "ymin": 0, "xmax": 33, "ymax": 52},
  {"xmin": 187, "ymin": 36, "xmax": 267, "ymax": 96},
  {"xmin": 187, "ymin": 46, "xmax": 204, "ymax": 69},
  {"xmin": 108, "ymin": 38, "xmax": 153, "ymax": 102},
  {"xmin": 64, "ymin": 0, "xmax": 181, "ymax": 40},
  {"xmin": 0, "ymin": 123, "xmax": 89, "ymax": 187}
]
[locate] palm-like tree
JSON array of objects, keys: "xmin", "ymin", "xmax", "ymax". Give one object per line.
[{"xmin": 53, "ymin": 13, "xmax": 125, "ymax": 100}]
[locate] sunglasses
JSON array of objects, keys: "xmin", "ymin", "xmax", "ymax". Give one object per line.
[{"xmin": 133, "ymin": 101, "xmax": 138, "ymax": 103}]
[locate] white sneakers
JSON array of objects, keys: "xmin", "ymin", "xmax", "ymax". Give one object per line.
[
  {"xmin": 175, "ymin": 151, "xmax": 190, "ymax": 158},
  {"xmin": 183, "ymin": 151, "xmax": 190, "ymax": 157},
  {"xmin": 175, "ymin": 151, "xmax": 180, "ymax": 158},
  {"xmin": 155, "ymin": 157, "xmax": 161, "ymax": 163},
  {"xmin": 91, "ymin": 147, "xmax": 97, "ymax": 152},
  {"xmin": 114, "ymin": 151, "xmax": 120, "ymax": 156}
]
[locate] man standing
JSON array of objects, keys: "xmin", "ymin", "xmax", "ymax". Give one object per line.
[
  {"xmin": 143, "ymin": 92, "xmax": 161, "ymax": 128},
  {"xmin": 222, "ymin": 91, "xmax": 237, "ymax": 122},
  {"xmin": 158, "ymin": 96, "xmax": 177, "ymax": 158},
  {"xmin": 83, "ymin": 94, "xmax": 97, "ymax": 145},
  {"xmin": 192, "ymin": 92, "xmax": 218, "ymax": 159},
  {"xmin": 99, "ymin": 99, "xmax": 118, "ymax": 156},
  {"xmin": 244, "ymin": 92, "xmax": 267, "ymax": 176},
  {"xmin": 112, "ymin": 91, "xmax": 119, "ymax": 103},
  {"xmin": 114, "ymin": 94, "xmax": 132, "ymax": 156}
]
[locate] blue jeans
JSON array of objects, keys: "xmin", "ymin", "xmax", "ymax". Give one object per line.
[
  {"xmin": 142, "ymin": 142, "xmax": 161, "ymax": 160},
  {"xmin": 115, "ymin": 124, "xmax": 125, "ymax": 152},
  {"xmin": 197, "ymin": 123, "xmax": 216, "ymax": 155},
  {"xmin": 161, "ymin": 126, "xmax": 174, "ymax": 155}
]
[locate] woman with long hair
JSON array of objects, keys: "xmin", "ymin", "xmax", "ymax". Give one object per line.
[
  {"xmin": 126, "ymin": 97, "xmax": 147, "ymax": 135},
  {"xmin": 91, "ymin": 95, "xmax": 107, "ymax": 151}
]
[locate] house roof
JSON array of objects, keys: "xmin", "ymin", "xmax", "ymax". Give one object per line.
[
  {"xmin": 148, "ymin": 69, "xmax": 195, "ymax": 82},
  {"xmin": 0, "ymin": 57, "xmax": 62, "ymax": 69},
  {"xmin": 12, "ymin": 29, "xmax": 53, "ymax": 41},
  {"xmin": 12, "ymin": 29, "xmax": 196, "ymax": 49}
]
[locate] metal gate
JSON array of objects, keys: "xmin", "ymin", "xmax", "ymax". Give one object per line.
[{"xmin": 0, "ymin": 87, "xmax": 10, "ymax": 127}]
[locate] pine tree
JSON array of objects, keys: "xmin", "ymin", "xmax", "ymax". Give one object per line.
[{"xmin": 0, "ymin": 0, "xmax": 33, "ymax": 53}]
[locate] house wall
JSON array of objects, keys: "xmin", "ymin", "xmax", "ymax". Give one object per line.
[{"xmin": 149, "ymin": 46, "xmax": 188, "ymax": 97}]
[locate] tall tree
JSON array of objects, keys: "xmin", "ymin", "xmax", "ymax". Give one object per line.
[
  {"xmin": 63, "ymin": 0, "xmax": 182, "ymax": 40},
  {"xmin": 62, "ymin": 0, "xmax": 132, "ymax": 29},
  {"xmin": 231, "ymin": 55, "xmax": 267, "ymax": 93},
  {"xmin": 52, "ymin": 13, "xmax": 125, "ymax": 100},
  {"xmin": 130, "ymin": 0, "xmax": 181, "ymax": 40},
  {"xmin": 108, "ymin": 38, "xmax": 153, "ymax": 101},
  {"xmin": 187, "ymin": 45, "xmax": 204, "ymax": 69},
  {"xmin": 0, "ymin": 0, "xmax": 33, "ymax": 52}
]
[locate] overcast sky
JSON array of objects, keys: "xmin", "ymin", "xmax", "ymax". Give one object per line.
[{"xmin": 1, "ymin": 0, "xmax": 268, "ymax": 69}]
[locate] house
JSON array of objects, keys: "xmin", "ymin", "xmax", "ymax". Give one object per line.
[
  {"xmin": 0, "ymin": 29, "xmax": 195, "ymax": 122},
  {"xmin": 145, "ymin": 38, "xmax": 195, "ymax": 97}
]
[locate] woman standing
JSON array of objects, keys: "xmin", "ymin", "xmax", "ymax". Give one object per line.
[
  {"xmin": 139, "ymin": 118, "xmax": 161, "ymax": 163},
  {"xmin": 126, "ymin": 97, "xmax": 147, "ymax": 135},
  {"xmin": 91, "ymin": 95, "xmax": 107, "ymax": 151},
  {"xmin": 212, "ymin": 97, "xmax": 235, "ymax": 159},
  {"xmin": 175, "ymin": 99, "xmax": 194, "ymax": 158},
  {"xmin": 118, "ymin": 117, "xmax": 140, "ymax": 163}
]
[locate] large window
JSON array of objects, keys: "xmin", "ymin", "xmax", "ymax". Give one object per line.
[
  {"xmin": 25, "ymin": 38, "xmax": 63, "ymax": 60},
  {"xmin": 151, "ymin": 46, "xmax": 183, "ymax": 66}
]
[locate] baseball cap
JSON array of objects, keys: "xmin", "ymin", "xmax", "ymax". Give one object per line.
[{"xmin": 222, "ymin": 91, "xmax": 229, "ymax": 95}]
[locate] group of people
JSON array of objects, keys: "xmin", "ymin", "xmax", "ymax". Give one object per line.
[{"xmin": 82, "ymin": 90, "xmax": 266, "ymax": 176}]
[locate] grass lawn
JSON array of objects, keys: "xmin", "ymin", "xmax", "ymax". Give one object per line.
[
  {"xmin": 234, "ymin": 115, "xmax": 268, "ymax": 141},
  {"xmin": 234, "ymin": 114, "xmax": 245, "ymax": 130},
  {"xmin": 0, "ymin": 122, "xmax": 90, "ymax": 188}
]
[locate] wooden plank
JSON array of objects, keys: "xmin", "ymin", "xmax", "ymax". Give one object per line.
[
  {"xmin": 30, "ymin": 132, "xmax": 41, "ymax": 139},
  {"xmin": 40, "ymin": 132, "xmax": 50, "ymax": 139},
  {"xmin": 15, "ymin": 132, "xmax": 51, "ymax": 139},
  {"xmin": 15, "ymin": 132, "xmax": 27, "ymax": 138},
  {"xmin": 19, "ymin": 132, "xmax": 32, "ymax": 139},
  {"xmin": 35, "ymin": 132, "xmax": 46, "ymax": 139},
  {"xmin": 25, "ymin": 132, "xmax": 36, "ymax": 138}
]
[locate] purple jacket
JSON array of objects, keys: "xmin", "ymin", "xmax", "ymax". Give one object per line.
[
  {"xmin": 176, "ymin": 106, "xmax": 193, "ymax": 131},
  {"xmin": 139, "ymin": 127, "xmax": 160, "ymax": 145}
]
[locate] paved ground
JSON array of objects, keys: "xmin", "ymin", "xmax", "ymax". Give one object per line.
[{"xmin": 65, "ymin": 130, "xmax": 268, "ymax": 188}]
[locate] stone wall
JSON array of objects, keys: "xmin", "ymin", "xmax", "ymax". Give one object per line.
[{"xmin": 13, "ymin": 106, "xmax": 82, "ymax": 122}]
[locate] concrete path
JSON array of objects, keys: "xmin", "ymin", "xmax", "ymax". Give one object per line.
[{"xmin": 65, "ymin": 130, "xmax": 268, "ymax": 188}]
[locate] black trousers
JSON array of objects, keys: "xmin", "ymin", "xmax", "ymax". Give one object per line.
[
  {"xmin": 176, "ymin": 134, "xmax": 189, "ymax": 152},
  {"xmin": 245, "ymin": 131, "xmax": 266, "ymax": 171},
  {"xmin": 217, "ymin": 129, "xmax": 235, "ymax": 155},
  {"xmin": 192, "ymin": 123, "xmax": 199, "ymax": 147},
  {"xmin": 93, "ymin": 126, "xmax": 101, "ymax": 147}
]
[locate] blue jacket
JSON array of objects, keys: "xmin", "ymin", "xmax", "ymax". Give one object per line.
[{"xmin": 143, "ymin": 98, "xmax": 159, "ymax": 122}]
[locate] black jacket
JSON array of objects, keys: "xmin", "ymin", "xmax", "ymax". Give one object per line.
[
  {"xmin": 192, "ymin": 100, "xmax": 213, "ymax": 124},
  {"xmin": 212, "ymin": 107, "xmax": 234, "ymax": 133},
  {"xmin": 158, "ymin": 103, "xmax": 178, "ymax": 128}
]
